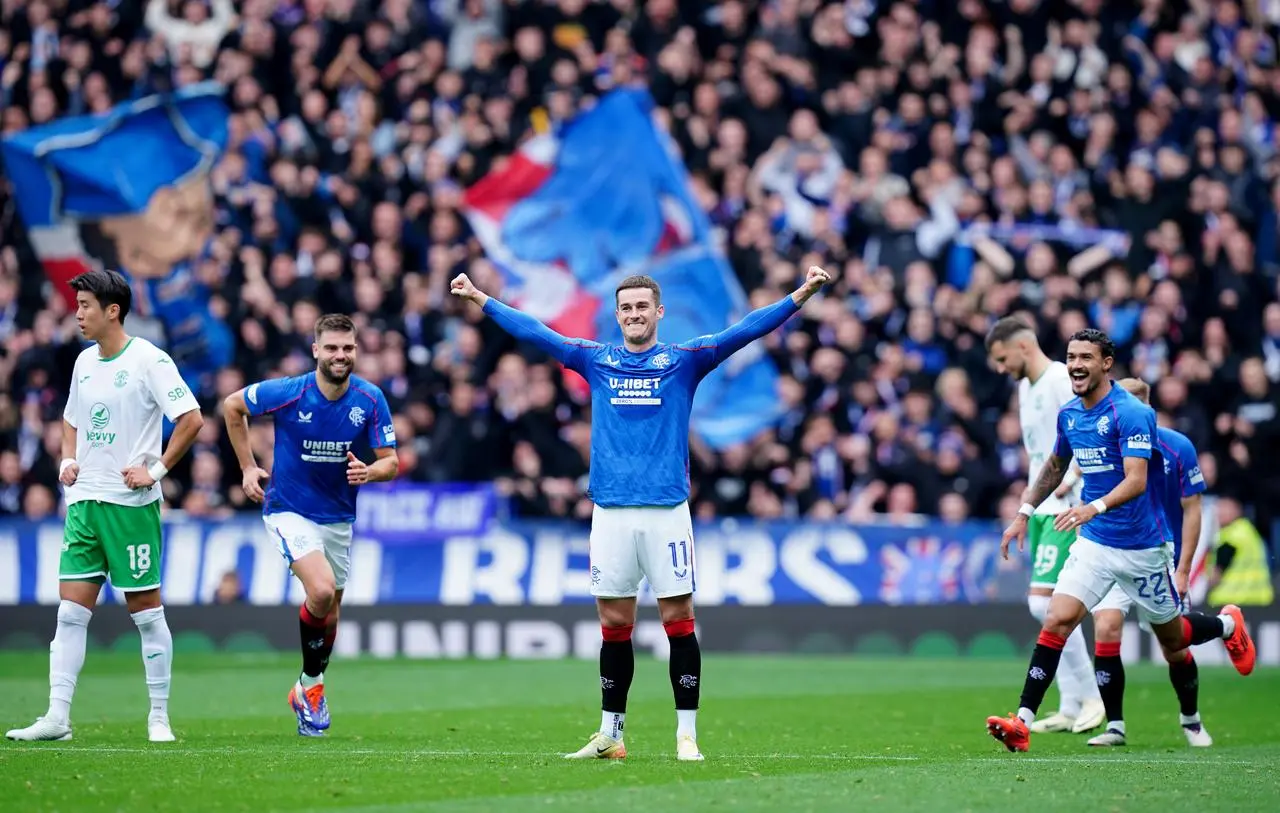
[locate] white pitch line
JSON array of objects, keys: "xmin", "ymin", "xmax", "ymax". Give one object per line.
[
  {"xmin": 4, "ymin": 747, "xmax": 1269, "ymax": 766},
  {"xmin": 3, "ymin": 747, "xmax": 923, "ymax": 760}
]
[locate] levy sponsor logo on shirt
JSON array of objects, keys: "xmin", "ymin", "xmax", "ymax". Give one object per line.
[{"xmin": 86, "ymin": 403, "xmax": 116, "ymax": 447}]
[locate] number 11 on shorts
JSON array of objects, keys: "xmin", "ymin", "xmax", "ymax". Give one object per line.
[{"xmin": 668, "ymin": 540, "xmax": 689, "ymax": 578}]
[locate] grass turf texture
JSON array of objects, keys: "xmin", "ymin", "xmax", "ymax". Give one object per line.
[{"xmin": 1, "ymin": 653, "xmax": 1277, "ymax": 812}]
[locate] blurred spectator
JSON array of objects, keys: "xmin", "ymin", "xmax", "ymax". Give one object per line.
[
  {"xmin": 0, "ymin": 0, "xmax": 1273, "ymax": 566},
  {"xmin": 1207, "ymin": 496, "xmax": 1274, "ymax": 606},
  {"xmin": 213, "ymin": 569, "xmax": 245, "ymax": 604}
]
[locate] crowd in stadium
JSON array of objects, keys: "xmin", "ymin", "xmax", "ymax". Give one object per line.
[{"xmin": 0, "ymin": 0, "xmax": 1278, "ymax": 551}]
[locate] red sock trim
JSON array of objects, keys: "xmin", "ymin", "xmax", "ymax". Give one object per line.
[
  {"xmin": 1181, "ymin": 649, "xmax": 1194, "ymax": 665},
  {"xmin": 1180, "ymin": 617, "xmax": 1193, "ymax": 648},
  {"xmin": 300, "ymin": 605, "xmax": 325, "ymax": 628},
  {"xmin": 1095, "ymin": 641, "xmax": 1122, "ymax": 658},
  {"xmin": 664, "ymin": 618, "xmax": 696, "ymax": 638},
  {"xmin": 602, "ymin": 624, "xmax": 633, "ymax": 642},
  {"xmin": 1036, "ymin": 630, "xmax": 1066, "ymax": 650}
]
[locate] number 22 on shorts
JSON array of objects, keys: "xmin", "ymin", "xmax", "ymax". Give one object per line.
[
  {"xmin": 667, "ymin": 540, "xmax": 690, "ymax": 578},
  {"xmin": 1133, "ymin": 570, "xmax": 1169, "ymax": 605}
]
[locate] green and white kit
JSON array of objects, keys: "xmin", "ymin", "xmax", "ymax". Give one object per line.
[
  {"xmin": 1020, "ymin": 362, "xmax": 1082, "ymax": 589},
  {"xmin": 60, "ymin": 338, "xmax": 199, "ymax": 590}
]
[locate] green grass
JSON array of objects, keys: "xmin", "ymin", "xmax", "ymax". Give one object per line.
[{"xmin": 1, "ymin": 653, "xmax": 1278, "ymax": 812}]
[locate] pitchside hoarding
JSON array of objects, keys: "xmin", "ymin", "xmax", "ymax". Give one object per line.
[
  {"xmin": 0, "ymin": 513, "xmax": 1010, "ymax": 606},
  {"xmin": 3, "ymin": 604, "xmax": 1277, "ymax": 668}
]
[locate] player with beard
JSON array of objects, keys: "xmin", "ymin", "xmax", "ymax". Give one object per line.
[
  {"xmin": 986, "ymin": 316, "xmax": 1106, "ymax": 736},
  {"xmin": 223, "ymin": 314, "xmax": 398, "ymax": 736},
  {"xmin": 451, "ymin": 266, "xmax": 831, "ymax": 761},
  {"xmin": 987, "ymin": 329, "xmax": 1256, "ymax": 753}
]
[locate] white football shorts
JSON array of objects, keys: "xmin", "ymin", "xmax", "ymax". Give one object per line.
[
  {"xmin": 1093, "ymin": 541, "xmax": 1180, "ymax": 623},
  {"xmin": 1056, "ymin": 537, "xmax": 1180, "ymax": 625},
  {"xmin": 263, "ymin": 511, "xmax": 353, "ymax": 590},
  {"xmin": 589, "ymin": 501, "xmax": 696, "ymax": 599}
]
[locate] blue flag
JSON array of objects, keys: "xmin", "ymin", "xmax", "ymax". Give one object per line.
[
  {"xmin": 463, "ymin": 89, "xmax": 783, "ymax": 448},
  {"xmin": 0, "ymin": 82, "xmax": 233, "ymax": 389}
]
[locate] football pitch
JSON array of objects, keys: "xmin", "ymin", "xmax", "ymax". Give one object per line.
[{"xmin": 1, "ymin": 653, "xmax": 1277, "ymax": 812}]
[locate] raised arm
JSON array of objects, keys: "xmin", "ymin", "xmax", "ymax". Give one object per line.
[
  {"xmin": 451, "ymin": 273, "xmax": 597, "ymax": 372},
  {"xmin": 682, "ymin": 265, "xmax": 831, "ymax": 371}
]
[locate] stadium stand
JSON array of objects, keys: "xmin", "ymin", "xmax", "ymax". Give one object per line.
[{"xmin": 0, "ymin": 0, "xmax": 1277, "ymax": 561}]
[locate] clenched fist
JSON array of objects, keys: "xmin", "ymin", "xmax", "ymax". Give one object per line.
[
  {"xmin": 450, "ymin": 273, "xmax": 488, "ymax": 307},
  {"xmin": 793, "ymin": 265, "xmax": 833, "ymax": 306}
]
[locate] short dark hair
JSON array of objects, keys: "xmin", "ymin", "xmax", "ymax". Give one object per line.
[
  {"xmin": 314, "ymin": 313, "xmax": 356, "ymax": 340},
  {"xmin": 615, "ymin": 274, "xmax": 661, "ymax": 306},
  {"xmin": 1068, "ymin": 328, "xmax": 1116, "ymax": 360},
  {"xmin": 984, "ymin": 315, "xmax": 1036, "ymax": 351},
  {"xmin": 69, "ymin": 268, "xmax": 132, "ymax": 322}
]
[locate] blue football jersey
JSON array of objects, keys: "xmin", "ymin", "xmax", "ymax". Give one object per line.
[
  {"xmin": 1053, "ymin": 383, "xmax": 1167, "ymax": 550},
  {"xmin": 1153, "ymin": 426, "xmax": 1207, "ymax": 561},
  {"xmin": 245, "ymin": 372, "xmax": 396, "ymax": 524},
  {"xmin": 483, "ymin": 296, "xmax": 800, "ymax": 507}
]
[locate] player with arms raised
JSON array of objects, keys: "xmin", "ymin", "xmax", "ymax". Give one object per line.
[
  {"xmin": 1085, "ymin": 378, "xmax": 1211, "ymax": 747},
  {"xmin": 986, "ymin": 316, "xmax": 1105, "ymax": 735},
  {"xmin": 223, "ymin": 313, "xmax": 398, "ymax": 737},
  {"xmin": 452, "ymin": 266, "xmax": 830, "ymax": 761},
  {"xmin": 7, "ymin": 269, "xmax": 203, "ymax": 743},
  {"xmin": 986, "ymin": 329, "xmax": 1255, "ymax": 753}
]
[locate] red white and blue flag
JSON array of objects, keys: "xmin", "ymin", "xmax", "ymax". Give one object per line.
[{"xmin": 462, "ymin": 89, "xmax": 783, "ymax": 449}]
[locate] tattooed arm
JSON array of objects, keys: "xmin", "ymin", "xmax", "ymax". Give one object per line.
[{"xmin": 1023, "ymin": 454, "xmax": 1072, "ymax": 511}]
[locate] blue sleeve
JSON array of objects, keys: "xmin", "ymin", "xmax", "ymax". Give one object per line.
[
  {"xmin": 1117, "ymin": 404, "xmax": 1155, "ymax": 459},
  {"xmin": 1053, "ymin": 411, "xmax": 1073, "ymax": 458},
  {"xmin": 1176, "ymin": 437, "xmax": 1207, "ymax": 498},
  {"xmin": 677, "ymin": 296, "xmax": 800, "ymax": 375},
  {"xmin": 244, "ymin": 377, "xmax": 305, "ymax": 417},
  {"xmin": 368, "ymin": 387, "xmax": 397, "ymax": 449},
  {"xmin": 482, "ymin": 299, "xmax": 599, "ymax": 374}
]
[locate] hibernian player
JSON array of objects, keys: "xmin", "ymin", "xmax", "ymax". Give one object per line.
[
  {"xmin": 451, "ymin": 266, "xmax": 831, "ymax": 761},
  {"xmin": 6, "ymin": 269, "xmax": 204, "ymax": 743},
  {"xmin": 223, "ymin": 313, "xmax": 397, "ymax": 736},
  {"xmin": 1086, "ymin": 378, "xmax": 1211, "ymax": 747},
  {"xmin": 987, "ymin": 329, "xmax": 1255, "ymax": 753},
  {"xmin": 985, "ymin": 316, "xmax": 1105, "ymax": 735}
]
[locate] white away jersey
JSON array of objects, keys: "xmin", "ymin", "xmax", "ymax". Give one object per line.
[
  {"xmin": 63, "ymin": 337, "xmax": 200, "ymax": 507},
  {"xmin": 1018, "ymin": 362, "xmax": 1081, "ymax": 514}
]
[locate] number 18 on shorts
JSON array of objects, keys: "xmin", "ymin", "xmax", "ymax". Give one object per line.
[
  {"xmin": 589, "ymin": 502, "xmax": 696, "ymax": 599},
  {"xmin": 60, "ymin": 500, "xmax": 163, "ymax": 590}
]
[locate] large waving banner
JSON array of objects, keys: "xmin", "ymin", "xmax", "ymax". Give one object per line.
[
  {"xmin": 463, "ymin": 89, "xmax": 783, "ymax": 449},
  {"xmin": 0, "ymin": 512, "xmax": 1012, "ymax": 607},
  {"xmin": 0, "ymin": 82, "xmax": 234, "ymax": 387}
]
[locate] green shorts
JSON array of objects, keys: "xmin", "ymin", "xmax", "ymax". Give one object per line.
[
  {"xmin": 61, "ymin": 500, "xmax": 163, "ymax": 592},
  {"xmin": 1028, "ymin": 514, "xmax": 1076, "ymax": 589}
]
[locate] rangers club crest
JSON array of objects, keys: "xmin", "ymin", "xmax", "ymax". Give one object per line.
[
  {"xmin": 650, "ymin": 352, "xmax": 672, "ymax": 369},
  {"xmin": 349, "ymin": 406, "xmax": 366, "ymax": 427}
]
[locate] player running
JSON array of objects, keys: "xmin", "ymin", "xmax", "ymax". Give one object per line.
[
  {"xmin": 223, "ymin": 313, "xmax": 398, "ymax": 737},
  {"xmin": 6, "ymin": 269, "xmax": 203, "ymax": 743},
  {"xmin": 451, "ymin": 266, "xmax": 831, "ymax": 761},
  {"xmin": 985, "ymin": 316, "xmax": 1106, "ymax": 735},
  {"xmin": 1086, "ymin": 378, "xmax": 1211, "ymax": 747},
  {"xmin": 986, "ymin": 329, "xmax": 1255, "ymax": 753}
]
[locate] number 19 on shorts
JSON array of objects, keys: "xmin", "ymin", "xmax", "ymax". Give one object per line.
[
  {"xmin": 127, "ymin": 543, "xmax": 152, "ymax": 580},
  {"xmin": 668, "ymin": 540, "xmax": 690, "ymax": 579}
]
